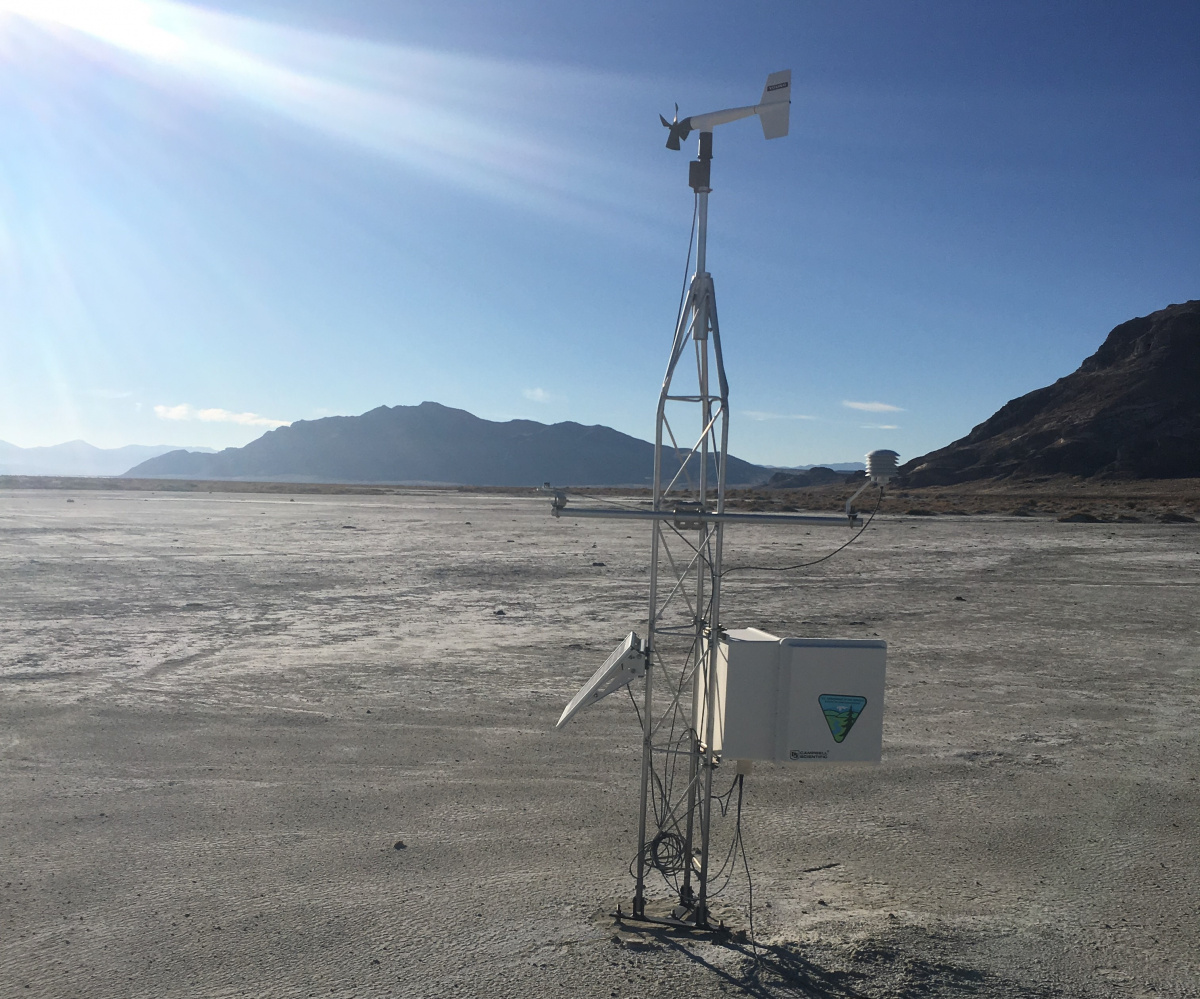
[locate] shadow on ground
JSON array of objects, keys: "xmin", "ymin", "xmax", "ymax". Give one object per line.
[{"xmin": 623, "ymin": 926, "xmax": 1065, "ymax": 998}]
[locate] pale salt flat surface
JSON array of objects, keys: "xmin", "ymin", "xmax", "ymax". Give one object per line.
[{"xmin": 1, "ymin": 488, "xmax": 1197, "ymax": 997}]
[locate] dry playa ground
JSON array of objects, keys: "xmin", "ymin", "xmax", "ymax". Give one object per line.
[{"xmin": 1, "ymin": 488, "xmax": 1197, "ymax": 998}]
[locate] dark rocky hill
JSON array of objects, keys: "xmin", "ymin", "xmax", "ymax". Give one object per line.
[
  {"xmin": 902, "ymin": 301, "xmax": 1200, "ymax": 485},
  {"xmin": 124, "ymin": 401, "xmax": 771, "ymax": 487}
]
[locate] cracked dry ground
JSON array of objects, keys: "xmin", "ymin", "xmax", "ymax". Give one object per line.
[{"xmin": 1, "ymin": 488, "xmax": 1197, "ymax": 998}]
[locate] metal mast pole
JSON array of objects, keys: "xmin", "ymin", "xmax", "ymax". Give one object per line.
[
  {"xmin": 633, "ymin": 130, "xmax": 729, "ymax": 927},
  {"xmin": 692, "ymin": 131, "xmax": 726, "ymax": 928},
  {"xmin": 682, "ymin": 130, "xmax": 712, "ymax": 916}
]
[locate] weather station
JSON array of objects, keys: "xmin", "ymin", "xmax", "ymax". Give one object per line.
[{"xmin": 546, "ymin": 71, "xmax": 900, "ymax": 933}]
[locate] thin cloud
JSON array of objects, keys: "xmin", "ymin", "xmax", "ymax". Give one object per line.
[
  {"xmin": 154, "ymin": 403, "xmax": 289, "ymax": 428},
  {"xmin": 742, "ymin": 410, "xmax": 818, "ymax": 422},
  {"xmin": 843, "ymin": 400, "xmax": 904, "ymax": 413},
  {"xmin": 860, "ymin": 423, "xmax": 900, "ymax": 430},
  {"xmin": 522, "ymin": 388, "xmax": 551, "ymax": 403},
  {"xmin": 154, "ymin": 404, "xmax": 191, "ymax": 421}
]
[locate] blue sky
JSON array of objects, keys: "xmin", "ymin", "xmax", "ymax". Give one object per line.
[{"xmin": 0, "ymin": 0, "xmax": 1196, "ymax": 465}]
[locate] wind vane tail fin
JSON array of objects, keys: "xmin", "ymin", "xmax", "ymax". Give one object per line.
[{"xmin": 758, "ymin": 69, "xmax": 791, "ymax": 139}]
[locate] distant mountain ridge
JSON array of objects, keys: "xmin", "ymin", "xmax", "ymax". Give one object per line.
[
  {"xmin": 766, "ymin": 466, "xmax": 866, "ymax": 488},
  {"xmin": 902, "ymin": 301, "xmax": 1200, "ymax": 484},
  {"xmin": 124, "ymin": 402, "xmax": 775, "ymax": 486},
  {"xmin": 762, "ymin": 462, "xmax": 866, "ymax": 473},
  {"xmin": 0, "ymin": 440, "xmax": 214, "ymax": 478}
]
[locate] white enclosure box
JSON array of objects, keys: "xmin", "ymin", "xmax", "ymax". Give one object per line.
[{"xmin": 696, "ymin": 629, "xmax": 886, "ymax": 764}]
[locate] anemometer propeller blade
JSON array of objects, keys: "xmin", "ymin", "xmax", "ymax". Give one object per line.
[
  {"xmin": 661, "ymin": 69, "xmax": 791, "ymax": 147},
  {"xmin": 660, "ymin": 103, "xmax": 692, "ymax": 150}
]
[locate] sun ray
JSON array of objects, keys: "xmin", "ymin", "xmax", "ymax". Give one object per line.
[{"xmin": 0, "ymin": 0, "xmax": 653, "ymax": 223}]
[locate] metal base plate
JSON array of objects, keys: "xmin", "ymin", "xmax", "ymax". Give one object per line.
[{"xmin": 613, "ymin": 901, "xmax": 727, "ymax": 935}]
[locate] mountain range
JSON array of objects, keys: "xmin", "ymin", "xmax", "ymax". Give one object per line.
[
  {"xmin": 0, "ymin": 440, "xmax": 215, "ymax": 478},
  {"xmin": 9, "ymin": 302, "xmax": 1196, "ymax": 488},
  {"xmin": 124, "ymin": 403, "xmax": 774, "ymax": 486}
]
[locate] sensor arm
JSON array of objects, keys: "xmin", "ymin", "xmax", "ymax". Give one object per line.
[
  {"xmin": 686, "ymin": 104, "xmax": 759, "ymax": 132},
  {"xmin": 844, "ymin": 480, "xmax": 875, "ymax": 522},
  {"xmin": 684, "ymin": 95, "xmax": 789, "ymax": 134}
]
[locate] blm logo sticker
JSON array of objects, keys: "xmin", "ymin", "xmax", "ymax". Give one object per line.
[{"xmin": 819, "ymin": 694, "xmax": 867, "ymax": 743}]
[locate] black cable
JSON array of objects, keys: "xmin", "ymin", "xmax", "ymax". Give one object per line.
[
  {"xmin": 650, "ymin": 831, "xmax": 687, "ymax": 876},
  {"xmin": 720, "ymin": 485, "xmax": 883, "ymax": 577},
  {"xmin": 676, "ymin": 194, "xmax": 699, "ymax": 329},
  {"xmin": 626, "ymin": 684, "xmax": 642, "ymax": 731},
  {"xmin": 712, "ymin": 773, "xmax": 740, "ymax": 817},
  {"xmin": 734, "ymin": 774, "xmax": 759, "ymax": 960},
  {"xmin": 563, "ymin": 203, "xmax": 697, "ymax": 520},
  {"xmin": 703, "ymin": 773, "xmax": 744, "ymax": 898},
  {"xmin": 705, "ymin": 819, "xmax": 742, "ymax": 898}
]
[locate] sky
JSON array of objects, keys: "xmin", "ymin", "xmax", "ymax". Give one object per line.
[{"xmin": 0, "ymin": 0, "xmax": 1196, "ymax": 465}]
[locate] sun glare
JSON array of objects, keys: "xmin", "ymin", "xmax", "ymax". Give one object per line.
[
  {"xmin": 0, "ymin": 0, "xmax": 646, "ymax": 226},
  {"xmin": 0, "ymin": 0, "xmax": 184, "ymax": 59}
]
